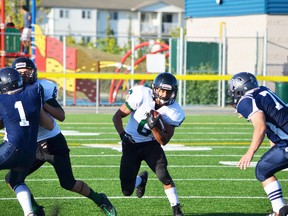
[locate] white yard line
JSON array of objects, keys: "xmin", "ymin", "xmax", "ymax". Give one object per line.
[{"xmin": 0, "ymin": 195, "xmax": 270, "ymax": 201}]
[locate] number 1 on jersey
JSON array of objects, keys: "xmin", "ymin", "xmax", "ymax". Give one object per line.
[{"xmin": 14, "ymin": 101, "xmax": 30, "ymax": 126}]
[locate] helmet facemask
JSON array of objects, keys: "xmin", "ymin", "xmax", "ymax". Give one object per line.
[
  {"xmin": 18, "ymin": 68, "xmax": 37, "ymax": 85},
  {"xmin": 153, "ymin": 87, "xmax": 177, "ymax": 106},
  {"xmin": 11, "ymin": 57, "xmax": 38, "ymax": 85}
]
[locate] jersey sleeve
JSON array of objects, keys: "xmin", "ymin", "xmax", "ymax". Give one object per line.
[
  {"xmin": 39, "ymin": 80, "xmax": 58, "ymax": 102},
  {"xmin": 237, "ymin": 97, "xmax": 260, "ymax": 120},
  {"xmin": 159, "ymin": 103, "xmax": 185, "ymax": 127},
  {"xmin": 125, "ymin": 86, "xmax": 146, "ymax": 111}
]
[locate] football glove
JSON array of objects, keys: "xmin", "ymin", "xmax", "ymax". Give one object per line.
[
  {"xmin": 146, "ymin": 109, "xmax": 161, "ymax": 129},
  {"xmin": 120, "ymin": 131, "xmax": 135, "ymax": 144}
]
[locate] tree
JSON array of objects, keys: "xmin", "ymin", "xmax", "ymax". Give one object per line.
[{"xmin": 4, "ymin": 0, "xmax": 42, "ymax": 28}]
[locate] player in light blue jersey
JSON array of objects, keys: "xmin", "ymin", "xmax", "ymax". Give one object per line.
[
  {"xmin": 228, "ymin": 72, "xmax": 288, "ymax": 216},
  {"xmin": 0, "ymin": 67, "xmax": 53, "ymax": 216},
  {"xmin": 6, "ymin": 57, "xmax": 117, "ymax": 216},
  {"xmin": 113, "ymin": 72, "xmax": 185, "ymax": 216}
]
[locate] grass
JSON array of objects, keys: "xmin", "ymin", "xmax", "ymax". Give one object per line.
[{"xmin": 0, "ymin": 113, "xmax": 283, "ymax": 215}]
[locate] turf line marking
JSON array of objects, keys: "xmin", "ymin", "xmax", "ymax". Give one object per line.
[
  {"xmin": 22, "ymin": 165, "xmax": 251, "ymax": 168},
  {"xmin": 69, "ymin": 154, "xmax": 259, "ymax": 157},
  {"xmin": 0, "ymin": 196, "xmax": 269, "ymax": 201},
  {"xmin": 0, "ymin": 178, "xmax": 261, "ymax": 182}
]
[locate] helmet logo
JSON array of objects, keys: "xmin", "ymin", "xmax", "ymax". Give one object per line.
[
  {"xmin": 160, "ymin": 84, "xmax": 172, "ymax": 90},
  {"xmin": 15, "ymin": 62, "xmax": 27, "ymax": 68}
]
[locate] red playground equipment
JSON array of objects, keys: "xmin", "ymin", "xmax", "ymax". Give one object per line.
[{"xmin": 109, "ymin": 41, "xmax": 169, "ymax": 103}]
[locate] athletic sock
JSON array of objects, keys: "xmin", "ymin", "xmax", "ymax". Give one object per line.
[
  {"xmin": 14, "ymin": 184, "xmax": 34, "ymax": 215},
  {"xmin": 264, "ymin": 180, "xmax": 285, "ymax": 213},
  {"xmin": 88, "ymin": 189, "xmax": 103, "ymax": 206},
  {"xmin": 135, "ymin": 175, "xmax": 142, "ymax": 188},
  {"xmin": 165, "ymin": 187, "xmax": 180, "ymax": 207}
]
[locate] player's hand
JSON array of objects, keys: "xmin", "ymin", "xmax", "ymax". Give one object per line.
[
  {"xmin": 237, "ymin": 152, "xmax": 254, "ymax": 170},
  {"xmin": 120, "ymin": 131, "xmax": 135, "ymax": 144},
  {"xmin": 146, "ymin": 110, "xmax": 161, "ymax": 129}
]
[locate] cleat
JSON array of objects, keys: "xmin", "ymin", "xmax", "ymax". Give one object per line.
[
  {"xmin": 35, "ymin": 206, "xmax": 45, "ymax": 216},
  {"xmin": 172, "ymin": 204, "xmax": 184, "ymax": 216},
  {"xmin": 136, "ymin": 171, "xmax": 148, "ymax": 198},
  {"xmin": 279, "ymin": 205, "xmax": 288, "ymax": 216},
  {"xmin": 98, "ymin": 193, "xmax": 117, "ymax": 216}
]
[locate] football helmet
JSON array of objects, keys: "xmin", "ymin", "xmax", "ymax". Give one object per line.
[
  {"xmin": 0, "ymin": 67, "xmax": 23, "ymax": 94},
  {"xmin": 152, "ymin": 72, "xmax": 178, "ymax": 106},
  {"xmin": 228, "ymin": 72, "xmax": 259, "ymax": 106},
  {"xmin": 11, "ymin": 57, "xmax": 37, "ymax": 84}
]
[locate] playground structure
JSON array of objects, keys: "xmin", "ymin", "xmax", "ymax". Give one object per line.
[
  {"xmin": 0, "ymin": 0, "xmax": 36, "ymax": 68},
  {"xmin": 109, "ymin": 41, "xmax": 169, "ymax": 103},
  {"xmin": 0, "ymin": 0, "xmax": 170, "ymax": 105},
  {"xmin": 34, "ymin": 26, "xmax": 170, "ymax": 104}
]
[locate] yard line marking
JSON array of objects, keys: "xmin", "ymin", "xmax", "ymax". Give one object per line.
[
  {"xmin": 82, "ymin": 144, "xmax": 212, "ymax": 151},
  {"xmin": 59, "ymin": 122, "xmax": 249, "ymax": 125},
  {"xmin": 0, "ymin": 196, "xmax": 270, "ymax": 201},
  {"xmin": 29, "ymin": 165, "xmax": 251, "ymax": 168},
  {"xmin": 5, "ymin": 177, "xmax": 288, "ymax": 182},
  {"xmin": 69, "ymin": 145, "xmax": 264, "ymax": 149},
  {"xmin": 0, "ymin": 178, "xmax": 260, "ymax": 182},
  {"xmin": 65, "ymin": 138, "xmax": 253, "ymax": 141},
  {"xmin": 69, "ymin": 154, "xmax": 261, "ymax": 157}
]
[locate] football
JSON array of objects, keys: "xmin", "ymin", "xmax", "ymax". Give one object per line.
[{"xmin": 154, "ymin": 110, "xmax": 166, "ymax": 131}]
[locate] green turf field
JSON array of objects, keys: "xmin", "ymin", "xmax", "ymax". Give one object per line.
[{"xmin": 0, "ymin": 113, "xmax": 284, "ymax": 215}]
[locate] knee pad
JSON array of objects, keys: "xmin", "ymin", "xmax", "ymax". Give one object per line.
[
  {"xmin": 156, "ymin": 166, "xmax": 172, "ymax": 185},
  {"xmin": 255, "ymin": 161, "xmax": 270, "ymax": 182},
  {"xmin": 60, "ymin": 179, "xmax": 76, "ymax": 191},
  {"xmin": 5, "ymin": 172, "xmax": 18, "ymax": 189},
  {"xmin": 5, "ymin": 172, "xmax": 10, "ymax": 184}
]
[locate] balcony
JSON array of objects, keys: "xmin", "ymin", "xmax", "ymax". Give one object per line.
[{"xmin": 140, "ymin": 22, "xmax": 179, "ymax": 35}]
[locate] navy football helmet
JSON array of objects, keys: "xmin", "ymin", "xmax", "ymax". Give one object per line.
[
  {"xmin": 228, "ymin": 72, "xmax": 259, "ymax": 106},
  {"xmin": 0, "ymin": 67, "xmax": 23, "ymax": 94},
  {"xmin": 152, "ymin": 72, "xmax": 178, "ymax": 106},
  {"xmin": 11, "ymin": 57, "xmax": 37, "ymax": 84}
]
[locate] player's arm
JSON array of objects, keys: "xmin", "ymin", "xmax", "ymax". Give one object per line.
[
  {"xmin": 112, "ymin": 103, "xmax": 131, "ymax": 138},
  {"xmin": 43, "ymin": 98, "xmax": 65, "ymax": 122},
  {"xmin": 151, "ymin": 123, "xmax": 174, "ymax": 146},
  {"xmin": 146, "ymin": 110, "xmax": 174, "ymax": 145},
  {"xmin": 39, "ymin": 108, "xmax": 54, "ymax": 130},
  {"xmin": 237, "ymin": 111, "xmax": 266, "ymax": 170}
]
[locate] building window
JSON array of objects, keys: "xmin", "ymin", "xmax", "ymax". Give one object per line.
[
  {"xmin": 82, "ymin": 10, "xmax": 91, "ymax": 19},
  {"xmin": 82, "ymin": 36, "xmax": 91, "ymax": 44},
  {"xmin": 109, "ymin": 11, "xmax": 118, "ymax": 20},
  {"xmin": 60, "ymin": 10, "xmax": 69, "ymax": 18}
]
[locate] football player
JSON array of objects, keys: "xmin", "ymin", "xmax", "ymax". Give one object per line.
[
  {"xmin": 113, "ymin": 72, "xmax": 185, "ymax": 216},
  {"xmin": 5, "ymin": 57, "xmax": 117, "ymax": 216},
  {"xmin": 0, "ymin": 67, "xmax": 53, "ymax": 216},
  {"xmin": 228, "ymin": 72, "xmax": 288, "ymax": 216}
]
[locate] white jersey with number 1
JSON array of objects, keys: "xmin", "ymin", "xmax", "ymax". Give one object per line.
[{"xmin": 124, "ymin": 85, "xmax": 185, "ymax": 143}]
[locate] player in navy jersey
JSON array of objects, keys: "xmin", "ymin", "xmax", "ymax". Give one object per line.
[
  {"xmin": 228, "ymin": 72, "xmax": 288, "ymax": 216},
  {"xmin": 0, "ymin": 67, "xmax": 53, "ymax": 216},
  {"xmin": 113, "ymin": 72, "xmax": 185, "ymax": 216},
  {"xmin": 5, "ymin": 57, "xmax": 117, "ymax": 216}
]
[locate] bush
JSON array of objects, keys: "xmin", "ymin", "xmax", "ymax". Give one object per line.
[{"xmin": 185, "ymin": 64, "xmax": 218, "ymax": 105}]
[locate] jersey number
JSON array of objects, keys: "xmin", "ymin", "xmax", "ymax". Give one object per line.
[
  {"xmin": 260, "ymin": 90, "xmax": 284, "ymax": 110},
  {"xmin": 137, "ymin": 119, "xmax": 152, "ymax": 136},
  {"xmin": 15, "ymin": 101, "xmax": 30, "ymax": 126}
]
